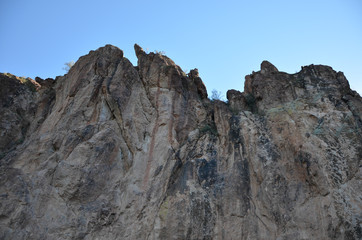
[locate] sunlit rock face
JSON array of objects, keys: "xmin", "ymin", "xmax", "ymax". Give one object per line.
[{"xmin": 0, "ymin": 44, "xmax": 361, "ymax": 240}]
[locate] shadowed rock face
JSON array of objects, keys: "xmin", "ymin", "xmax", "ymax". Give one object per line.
[{"xmin": 0, "ymin": 45, "xmax": 361, "ymax": 240}]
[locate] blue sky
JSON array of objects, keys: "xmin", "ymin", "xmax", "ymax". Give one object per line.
[{"xmin": 1, "ymin": 0, "xmax": 361, "ymax": 97}]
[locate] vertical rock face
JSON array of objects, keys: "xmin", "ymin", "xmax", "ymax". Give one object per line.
[{"xmin": 0, "ymin": 45, "xmax": 361, "ymax": 240}]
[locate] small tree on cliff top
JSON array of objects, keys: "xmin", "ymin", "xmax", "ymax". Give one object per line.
[
  {"xmin": 63, "ymin": 61, "xmax": 75, "ymax": 72},
  {"xmin": 211, "ymin": 89, "xmax": 223, "ymax": 101}
]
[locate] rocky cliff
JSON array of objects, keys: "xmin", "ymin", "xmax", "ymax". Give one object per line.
[{"xmin": 0, "ymin": 44, "xmax": 361, "ymax": 239}]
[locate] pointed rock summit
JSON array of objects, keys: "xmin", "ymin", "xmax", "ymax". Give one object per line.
[
  {"xmin": 260, "ymin": 60, "xmax": 278, "ymax": 74},
  {"xmin": 134, "ymin": 43, "xmax": 145, "ymax": 58}
]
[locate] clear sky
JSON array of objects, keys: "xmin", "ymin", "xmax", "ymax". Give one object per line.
[{"xmin": 1, "ymin": 0, "xmax": 361, "ymax": 98}]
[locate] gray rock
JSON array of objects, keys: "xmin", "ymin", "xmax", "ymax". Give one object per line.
[{"xmin": 0, "ymin": 45, "xmax": 361, "ymax": 240}]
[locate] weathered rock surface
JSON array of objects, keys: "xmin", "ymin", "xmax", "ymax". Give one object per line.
[{"xmin": 0, "ymin": 44, "xmax": 361, "ymax": 239}]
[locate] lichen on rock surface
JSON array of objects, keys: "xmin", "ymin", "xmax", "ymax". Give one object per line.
[{"xmin": 0, "ymin": 44, "xmax": 361, "ymax": 239}]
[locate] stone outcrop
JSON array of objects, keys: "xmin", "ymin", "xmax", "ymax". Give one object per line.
[{"xmin": 0, "ymin": 44, "xmax": 361, "ymax": 239}]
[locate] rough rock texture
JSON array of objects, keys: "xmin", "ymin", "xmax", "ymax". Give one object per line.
[{"xmin": 0, "ymin": 45, "xmax": 361, "ymax": 239}]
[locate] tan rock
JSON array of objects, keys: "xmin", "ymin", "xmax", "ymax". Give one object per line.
[{"xmin": 0, "ymin": 47, "xmax": 361, "ymax": 240}]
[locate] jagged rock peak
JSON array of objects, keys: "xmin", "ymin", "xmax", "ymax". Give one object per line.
[
  {"xmin": 188, "ymin": 68, "xmax": 199, "ymax": 79},
  {"xmin": 134, "ymin": 43, "xmax": 145, "ymax": 58},
  {"xmin": 260, "ymin": 60, "xmax": 278, "ymax": 74},
  {"xmin": 132, "ymin": 44, "xmax": 208, "ymax": 99},
  {"xmin": 87, "ymin": 44, "xmax": 124, "ymax": 60}
]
